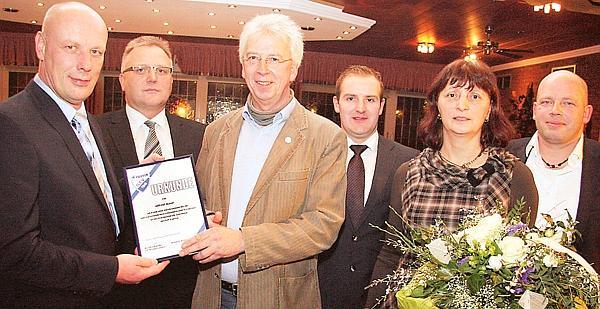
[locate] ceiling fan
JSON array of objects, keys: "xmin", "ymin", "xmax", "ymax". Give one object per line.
[{"xmin": 466, "ymin": 25, "xmax": 534, "ymax": 59}]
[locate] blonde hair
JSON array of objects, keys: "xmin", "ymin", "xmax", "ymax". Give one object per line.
[{"xmin": 121, "ymin": 36, "xmax": 172, "ymax": 71}]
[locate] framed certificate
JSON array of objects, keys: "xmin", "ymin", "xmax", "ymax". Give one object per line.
[{"xmin": 124, "ymin": 155, "xmax": 208, "ymax": 261}]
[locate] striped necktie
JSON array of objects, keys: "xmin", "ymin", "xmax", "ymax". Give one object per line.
[
  {"xmin": 71, "ymin": 116, "xmax": 120, "ymax": 235},
  {"xmin": 144, "ymin": 120, "xmax": 162, "ymax": 159}
]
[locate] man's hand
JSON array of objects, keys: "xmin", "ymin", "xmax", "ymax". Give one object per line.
[
  {"xmin": 179, "ymin": 211, "xmax": 244, "ymax": 263},
  {"xmin": 140, "ymin": 153, "xmax": 164, "ymax": 164},
  {"xmin": 115, "ymin": 254, "xmax": 169, "ymax": 284}
]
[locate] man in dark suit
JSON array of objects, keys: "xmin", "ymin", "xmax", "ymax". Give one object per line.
[
  {"xmin": 318, "ymin": 65, "xmax": 418, "ymax": 309},
  {"xmin": 0, "ymin": 3, "xmax": 167, "ymax": 308},
  {"xmin": 507, "ymin": 70, "xmax": 599, "ymax": 272},
  {"xmin": 97, "ymin": 35, "xmax": 206, "ymax": 308}
]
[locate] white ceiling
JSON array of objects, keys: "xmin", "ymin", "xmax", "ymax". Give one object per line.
[{"xmin": 0, "ymin": 0, "xmax": 376, "ymax": 41}]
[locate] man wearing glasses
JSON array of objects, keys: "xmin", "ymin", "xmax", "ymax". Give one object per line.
[
  {"xmin": 97, "ymin": 35, "xmax": 205, "ymax": 308},
  {"xmin": 179, "ymin": 14, "xmax": 346, "ymax": 308},
  {"xmin": 507, "ymin": 70, "xmax": 599, "ymax": 272}
]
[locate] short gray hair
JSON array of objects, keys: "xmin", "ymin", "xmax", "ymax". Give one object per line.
[{"xmin": 238, "ymin": 14, "xmax": 304, "ymax": 68}]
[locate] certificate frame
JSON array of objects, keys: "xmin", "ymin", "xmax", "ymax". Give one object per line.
[{"xmin": 124, "ymin": 155, "xmax": 208, "ymax": 261}]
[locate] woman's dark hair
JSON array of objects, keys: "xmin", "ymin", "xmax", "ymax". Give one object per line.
[{"xmin": 418, "ymin": 59, "xmax": 515, "ymax": 150}]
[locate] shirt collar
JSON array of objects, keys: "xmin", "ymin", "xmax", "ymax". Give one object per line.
[
  {"xmin": 347, "ymin": 131, "xmax": 379, "ymax": 153},
  {"xmin": 526, "ymin": 130, "xmax": 584, "ymax": 165},
  {"xmin": 242, "ymin": 89, "xmax": 296, "ymax": 126},
  {"xmin": 126, "ymin": 104, "xmax": 168, "ymax": 129},
  {"xmin": 34, "ymin": 74, "xmax": 84, "ymax": 123}
]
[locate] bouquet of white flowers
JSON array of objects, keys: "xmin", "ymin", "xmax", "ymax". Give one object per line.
[{"xmin": 371, "ymin": 199, "xmax": 599, "ymax": 308}]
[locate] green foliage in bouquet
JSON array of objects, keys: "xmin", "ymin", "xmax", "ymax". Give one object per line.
[{"xmin": 370, "ymin": 198, "xmax": 599, "ymax": 309}]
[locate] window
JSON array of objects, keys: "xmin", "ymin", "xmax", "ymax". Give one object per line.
[
  {"xmin": 395, "ymin": 96, "xmax": 426, "ymax": 150},
  {"xmin": 497, "ymin": 75, "xmax": 511, "ymax": 90},
  {"xmin": 8, "ymin": 72, "xmax": 36, "ymax": 98},
  {"xmin": 300, "ymin": 91, "xmax": 338, "ymax": 125},
  {"xmin": 206, "ymin": 82, "xmax": 248, "ymax": 124}
]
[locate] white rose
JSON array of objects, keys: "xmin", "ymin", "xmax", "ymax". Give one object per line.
[
  {"xmin": 550, "ymin": 227, "xmax": 564, "ymax": 243},
  {"xmin": 487, "ymin": 255, "xmax": 503, "ymax": 271},
  {"xmin": 426, "ymin": 238, "xmax": 451, "ymax": 264},
  {"xmin": 543, "ymin": 254, "xmax": 559, "ymax": 268},
  {"xmin": 498, "ymin": 236, "xmax": 528, "ymax": 265},
  {"xmin": 465, "ymin": 214, "xmax": 503, "ymax": 250}
]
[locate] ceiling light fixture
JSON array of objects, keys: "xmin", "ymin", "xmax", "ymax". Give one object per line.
[
  {"xmin": 37, "ymin": 2, "xmax": 44, "ymax": 7},
  {"xmin": 163, "ymin": 22, "xmax": 169, "ymax": 26},
  {"xmin": 349, "ymin": 26, "xmax": 357, "ymax": 30},
  {"xmin": 208, "ymin": 12, "xmax": 215, "ymax": 16},
  {"xmin": 342, "ymin": 31, "xmax": 349, "ymax": 35},
  {"xmin": 145, "ymin": 0, "xmax": 153, "ymax": 2},
  {"xmin": 273, "ymin": 8, "xmax": 281, "ymax": 12},
  {"xmin": 167, "ymin": 30, "xmax": 174, "ymax": 35},
  {"xmin": 464, "ymin": 53, "xmax": 478, "ymax": 61},
  {"xmin": 314, "ymin": 17, "xmax": 322, "ymax": 21},
  {"xmin": 31, "ymin": 20, "xmax": 38, "ymax": 24},
  {"xmin": 228, "ymin": 4, "xmax": 237, "ymax": 9},
  {"xmin": 152, "ymin": 8, "xmax": 160, "ymax": 13},
  {"xmin": 417, "ymin": 42, "xmax": 435, "ymax": 54},
  {"xmin": 99, "ymin": 5, "xmax": 106, "ymax": 10},
  {"xmin": 336, "ymin": 36, "xmax": 343, "ymax": 40},
  {"xmin": 227, "ymin": 34, "xmax": 234, "ymax": 38},
  {"xmin": 238, "ymin": 21, "xmax": 245, "ymax": 25},
  {"xmin": 115, "ymin": 19, "xmax": 121, "ymax": 23},
  {"xmin": 107, "ymin": 26, "xmax": 113, "ymax": 31},
  {"xmin": 210, "ymin": 25, "xmax": 217, "ymax": 29},
  {"xmin": 533, "ymin": 2, "xmax": 561, "ymax": 13}
]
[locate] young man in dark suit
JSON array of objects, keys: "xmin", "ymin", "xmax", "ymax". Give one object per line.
[
  {"xmin": 97, "ymin": 36, "xmax": 206, "ymax": 308},
  {"xmin": 318, "ymin": 65, "xmax": 419, "ymax": 309},
  {"xmin": 0, "ymin": 3, "xmax": 167, "ymax": 308},
  {"xmin": 507, "ymin": 70, "xmax": 599, "ymax": 272}
]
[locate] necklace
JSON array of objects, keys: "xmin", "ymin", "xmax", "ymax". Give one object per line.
[
  {"xmin": 439, "ymin": 148, "xmax": 486, "ymax": 168},
  {"xmin": 540, "ymin": 156, "xmax": 569, "ymax": 169}
]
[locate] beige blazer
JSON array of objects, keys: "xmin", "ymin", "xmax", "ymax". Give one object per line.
[{"xmin": 192, "ymin": 100, "xmax": 347, "ymax": 309}]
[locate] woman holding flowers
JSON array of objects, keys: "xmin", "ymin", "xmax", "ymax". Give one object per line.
[{"xmin": 367, "ymin": 59, "xmax": 539, "ymax": 308}]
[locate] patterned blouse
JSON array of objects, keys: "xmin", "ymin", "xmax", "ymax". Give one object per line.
[{"xmin": 401, "ymin": 147, "xmax": 517, "ymax": 231}]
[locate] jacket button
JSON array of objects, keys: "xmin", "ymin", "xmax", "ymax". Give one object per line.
[
  {"xmin": 350, "ymin": 265, "xmax": 355, "ymax": 272},
  {"xmin": 352, "ymin": 235, "xmax": 358, "ymax": 241}
]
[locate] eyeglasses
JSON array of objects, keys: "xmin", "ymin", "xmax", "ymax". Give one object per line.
[
  {"xmin": 122, "ymin": 65, "xmax": 173, "ymax": 76},
  {"xmin": 243, "ymin": 55, "xmax": 292, "ymax": 66}
]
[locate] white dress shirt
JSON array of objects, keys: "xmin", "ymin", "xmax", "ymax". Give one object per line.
[
  {"xmin": 524, "ymin": 131, "xmax": 584, "ymax": 227},
  {"xmin": 126, "ymin": 105, "xmax": 174, "ymax": 162},
  {"xmin": 346, "ymin": 132, "xmax": 379, "ymax": 206}
]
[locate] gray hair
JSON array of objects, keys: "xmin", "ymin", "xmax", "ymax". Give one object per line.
[{"xmin": 238, "ymin": 14, "xmax": 304, "ymax": 68}]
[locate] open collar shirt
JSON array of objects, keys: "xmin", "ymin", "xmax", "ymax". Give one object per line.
[
  {"xmin": 221, "ymin": 94, "xmax": 297, "ymax": 284},
  {"xmin": 525, "ymin": 131, "xmax": 583, "ymax": 227}
]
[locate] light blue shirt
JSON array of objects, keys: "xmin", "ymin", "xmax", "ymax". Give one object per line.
[
  {"xmin": 221, "ymin": 95, "xmax": 297, "ymax": 283},
  {"xmin": 34, "ymin": 74, "xmax": 119, "ymax": 235}
]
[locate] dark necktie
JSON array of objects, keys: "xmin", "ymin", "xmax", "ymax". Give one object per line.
[
  {"xmin": 347, "ymin": 145, "xmax": 368, "ymax": 226},
  {"xmin": 144, "ymin": 120, "xmax": 162, "ymax": 159}
]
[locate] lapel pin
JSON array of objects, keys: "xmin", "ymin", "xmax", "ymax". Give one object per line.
[{"xmin": 284, "ymin": 136, "xmax": 292, "ymax": 144}]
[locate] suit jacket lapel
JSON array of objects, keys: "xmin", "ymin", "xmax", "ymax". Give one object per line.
[
  {"xmin": 29, "ymin": 82, "xmax": 112, "ymax": 218},
  {"xmin": 109, "ymin": 109, "xmax": 138, "ymax": 166},
  {"xmin": 355, "ymin": 136, "xmax": 391, "ymax": 228},
  {"xmin": 246, "ymin": 102, "xmax": 307, "ymax": 215},
  {"xmin": 216, "ymin": 109, "xmax": 244, "ymax": 220},
  {"xmin": 576, "ymin": 139, "xmax": 596, "ymax": 226},
  {"xmin": 167, "ymin": 113, "xmax": 185, "ymax": 157}
]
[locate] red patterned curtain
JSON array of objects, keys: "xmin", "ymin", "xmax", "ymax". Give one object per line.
[{"xmin": 1, "ymin": 31, "xmax": 442, "ymax": 92}]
